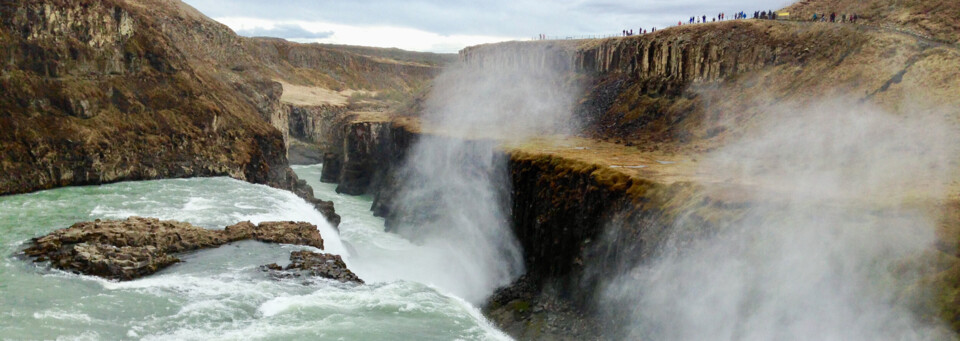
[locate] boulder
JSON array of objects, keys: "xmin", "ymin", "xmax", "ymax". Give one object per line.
[{"xmin": 261, "ymin": 250, "xmax": 364, "ymax": 284}]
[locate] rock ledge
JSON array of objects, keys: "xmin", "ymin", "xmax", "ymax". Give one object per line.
[{"xmin": 24, "ymin": 217, "xmax": 361, "ymax": 283}]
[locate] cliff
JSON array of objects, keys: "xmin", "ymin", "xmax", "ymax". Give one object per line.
[
  {"xmin": 0, "ymin": 0, "xmax": 451, "ymax": 226},
  {"xmin": 0, "ymin": 0, "xmax": 289, "ymax": 193},
  {"xmin": 564, "ymin": 20, "xmax": 960, "ymax": 151},
  {"xmin": 324, "ymin": 13, "xmax": 960, "ymax": 338}
]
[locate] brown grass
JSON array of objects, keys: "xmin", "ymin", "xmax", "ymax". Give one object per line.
[{"xmin": 782, "ymin": 0, "xmax": 960, "ymax": 44}]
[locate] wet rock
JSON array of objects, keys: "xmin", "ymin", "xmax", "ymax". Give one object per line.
[
  {"xmin": 225, "ymin": 221, "xmax": 324, "ymax": 250},
  {"xmin": 23, "ymin": 217, "xmax": 337, "ymax": 281},
  {"xmin": 288, "ymin": 143, "xmax": 324, "ymax": 165},
  {"xmin": 260, "ymin": 263, "xmax": 283, "ymax": 271},
  {"xmin": 262, "ymin": 250, "xmax": 364, "ymax": 284},
  {"xmin": 320, "ymin": 152, "xmax": 343, "ymax": 183},
  {"xmin": 59, "ymin": 243, "xmax": 179, "ymax": 281}
]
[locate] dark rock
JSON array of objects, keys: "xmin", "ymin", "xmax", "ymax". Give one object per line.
[
  {"xmin": 23, "ymin": 217, "xmax": 342, "ymax": 281},
  {"xmin": 287, "ymin": 143, "xmax": 324, "ymax": 165},
  {"xmin": 61, "ymin": 243, "xmax": 178, "ymax": 281},
  {"xmin": 248, "ymin": 221, "xmax": 324, "ymax": 249},
  {"xmin": 262, "ymin": 250, "xmax": 364, "ymax": 284},
  {"xmin": 260, "ymin": 263, "xmax": 283, "ymax": 271},
  {"xmin": 320, "ymin": 152, "xmax": 343, "ymax": 183}
]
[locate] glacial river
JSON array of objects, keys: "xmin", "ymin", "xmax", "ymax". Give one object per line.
[{"xmin": 0, "ymin": 164, "xmax": 509, "ymax": 340}]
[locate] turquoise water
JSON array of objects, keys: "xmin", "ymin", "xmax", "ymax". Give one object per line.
[{"xmin": 0, "ymin": 165, "xmax": 509, "ymax": 340}]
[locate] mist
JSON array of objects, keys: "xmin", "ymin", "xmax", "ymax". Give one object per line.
[
  {"xmin": 600, "ymin": 99, "xmax": 959, "ymax": 340},
  {"xmin": 386, "ymin": 44, "xmax": 580, "ymax": 304}
]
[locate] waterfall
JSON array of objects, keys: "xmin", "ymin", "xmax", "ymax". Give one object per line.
[{"xmin": 386, "ymin": 43, "xmax": 580, "ymax": 304}]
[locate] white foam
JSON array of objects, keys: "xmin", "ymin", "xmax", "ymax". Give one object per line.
[
  {"xmin": 32, "ymin": 309, "xmax": 94, "ymax": 323},
  {"xmin": 182, "ymin": 197, "xmax": 215, "ymax": 211}
]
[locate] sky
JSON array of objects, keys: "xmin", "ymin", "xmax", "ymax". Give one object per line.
[{"xmin": 182, "ymin": 0, "xmax": 795, "ymax": 53}]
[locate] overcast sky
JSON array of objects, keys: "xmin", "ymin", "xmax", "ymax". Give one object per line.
[{"xmin": 183, "ymin": 0, "xmax": 795, "ymax": 53}]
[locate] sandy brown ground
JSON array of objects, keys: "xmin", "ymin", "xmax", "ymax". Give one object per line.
[
  {"xmin": 277, "ymin": 81, "xmax": 377, "ymax": 106},
  {"xmin": 506, "ymin": 136, "xmax": 702, "ymax": 185}
]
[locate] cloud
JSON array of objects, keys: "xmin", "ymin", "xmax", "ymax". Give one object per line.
[
  {"xmin": 184, "ymin": 0, "xmax": 798, "ymax": 51},
  {"xmin": 217, "ymin": 17, "xmax": 516, "ymax": 53},
  {"xmin": 234, "ymin": 23, "xmax": 333, "ymax": 39}
]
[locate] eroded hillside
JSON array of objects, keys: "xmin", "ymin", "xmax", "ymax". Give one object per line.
[{"xmin": 0, "ymin": 0, "xmax": 448, "ymax": 225}]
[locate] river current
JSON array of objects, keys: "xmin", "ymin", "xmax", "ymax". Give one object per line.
[{"xmin": 0, "ymin": 164, "xmax": 510, "ymax": 340}]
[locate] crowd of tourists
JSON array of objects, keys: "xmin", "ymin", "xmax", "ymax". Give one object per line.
[
  {"xmin": 677, "ymin": 10, "xmax": 781, "ymax": 26},
  {"xmin": 616, "ymin": 9, "xmax": 782, "ymax": 37},
  {"xmin": 812, "ymin": 12, "xmax": 859, "ymax": 23},
  {"xmin": 536, "ymin": 8, "xmax": 864, "ymax": 40}
]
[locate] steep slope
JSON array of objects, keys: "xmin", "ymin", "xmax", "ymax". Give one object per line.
[
  {"xmin": 571, "ymin": 20, "xmax": 960, "ymax": 152},
  {"xmin": 0, "ymin": 0, "xmax": 448, "ymax": 225},
  {"xmin": 0, "ymin": 0, "xmax": 293, "ymax": 194}
]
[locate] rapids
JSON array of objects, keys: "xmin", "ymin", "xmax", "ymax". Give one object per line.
[{"xmin": 0, "ymin": 164, "xmax": 510, "ymax": 340}]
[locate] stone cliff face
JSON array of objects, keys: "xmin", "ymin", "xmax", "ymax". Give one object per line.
[
  {"xmin": 569, "ymin": 20, "xmax": 960, "ymax": 147},
  {"xmin": 0, "ymin": 0, "xmax": 338, "ymax": 224},
  {"xmin": 285, "ymin": 104, "xmax": 350, "ymax": 164},
  {"xmin": 321, "ymin": 121, "xmax": 417, "ymax": 196},
  {"xmin": 571, "ymin": 21, "xmax": 817, "ymax": 142}
]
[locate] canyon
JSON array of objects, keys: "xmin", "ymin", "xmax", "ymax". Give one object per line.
[
  {"xmin": 3, "ymin": 0, "xmax": 960, "ymax": 339},
  {"xmin": 315, "ymin": 17, "xmax": 960, "ymax": 340}
]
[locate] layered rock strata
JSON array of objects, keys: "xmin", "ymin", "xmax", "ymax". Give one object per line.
[{"xmin": 286, "ymin": 104, "xmax": 350, "ymax": 164}]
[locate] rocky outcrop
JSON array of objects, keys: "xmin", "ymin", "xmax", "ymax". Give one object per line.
[
  {"xmin": 262, "ymin": 250, "xmax": 364, "ymax": 284},
  {"xmin": 337, "ymin": 121, "xmax": 391, "ymax": 195},
  {"xmin": 286, "ymin": 104, "xmax": 351, "ymax": 164},
  {"xmin": 320, "ymin": 152, "xmax": 343, "ymax": 182},
  {"xmin": 22, "ymin": 217, "xmax": 348, "ymax": 281},
  {"xmin": 319, "ymin": 120, "xmax": 417, "ymax": 196}
]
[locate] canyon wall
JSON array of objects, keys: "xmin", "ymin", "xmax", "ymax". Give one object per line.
[
  {"xmin": 0, "ymin": 0, "xmax": 339, "ymax": 224},
  {"xmin": 247, "ymin": 38, "xmax": 443, "ymax": 92},
  {"xmin": 321, "ymin": 19, "xmax": 960, "ymax": 338},
  {"xmin": 285, "ymin": 104, "xmax": 350, "ymax": 164}
]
